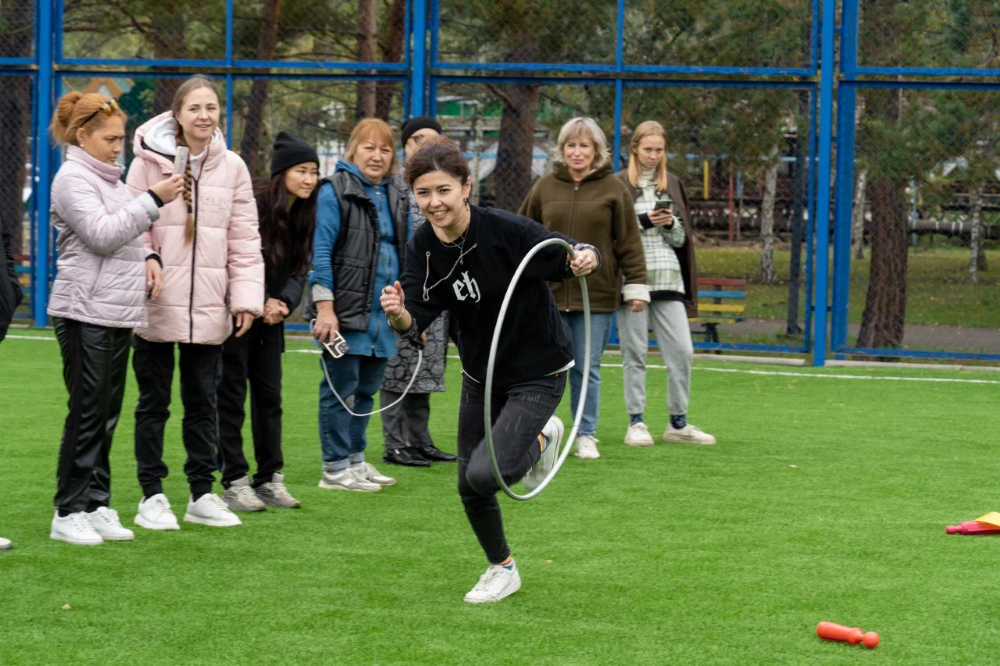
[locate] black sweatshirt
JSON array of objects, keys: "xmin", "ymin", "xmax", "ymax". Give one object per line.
[{"xmin": 396, "ymin": 206, "xmax": 597, "ymax": 387}]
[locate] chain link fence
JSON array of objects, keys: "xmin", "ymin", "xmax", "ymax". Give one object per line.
[{"xmin": 841, "ymin": 87, "xmax": 1000, "ymax": 356}]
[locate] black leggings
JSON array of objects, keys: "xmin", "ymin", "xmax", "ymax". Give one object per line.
[{"xmin": 456, "ymin": 371, "xmax": 566, "ymax": 564}]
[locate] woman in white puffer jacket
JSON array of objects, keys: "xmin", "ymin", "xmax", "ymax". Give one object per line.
[{"xmin": 47, "ymin": 92, "xmax": 183, "ymax": 547}]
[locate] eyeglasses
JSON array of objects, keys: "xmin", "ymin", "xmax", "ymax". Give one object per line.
[{"xmin": 80, "ymin": 99, "xmax": 120, "ymax": 126}]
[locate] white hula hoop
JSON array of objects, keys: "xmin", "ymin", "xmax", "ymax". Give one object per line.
[
  {"xmin": 484, "ymin": 238, "xmax": 590, "ymax": 501},
  {"xmin": 310, "ymin": 318, "xmax": 424, "ymax": 418}
]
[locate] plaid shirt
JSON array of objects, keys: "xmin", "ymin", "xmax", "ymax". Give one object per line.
[{"xmin": 633, "ymin": 169, "xmax": 685, "ymax": 295}]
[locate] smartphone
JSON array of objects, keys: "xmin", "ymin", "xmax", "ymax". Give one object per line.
[
  {"xmin": 322, "ymin": 332, "xmax": 350, "ymax": 359},
  {"xmin": 173, "ymin": 146, "xmax": 189, "ymax": 175},
  {"xmin": 654, "ymin": 199, "xmax": 674, "ymax": 212}
]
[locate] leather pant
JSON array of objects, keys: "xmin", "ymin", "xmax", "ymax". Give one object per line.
[{"xmin": 53, "ymin": 318, "xmax": 131, "ymax": 514}]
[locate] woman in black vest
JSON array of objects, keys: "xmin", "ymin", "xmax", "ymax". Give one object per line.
[
  {"xmin": 217, "ymin": 132, "xmax": 319, "ymax": 512},
  {"xmin": 310, "ymin": 119, "xmax": 411, "ymax": 492}
]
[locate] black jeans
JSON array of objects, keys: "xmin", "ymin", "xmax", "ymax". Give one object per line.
[
  {"xmin": 457, "ymin": 371, "xmax": 566, "ymax": 564},
  {"xmin": 133, "ymin": 337, "xmax": 223, "ymax": 499},
  {"xmin": 53, "ymin": 318, "xmax": 131, "ymax": 514},
  {"xmin": 217, "ymin": 319, "xmax": 284, "ymax": 488},
  {"xmin": 380, "ymin": 390, "xmax": 434, "ymax": 453}
]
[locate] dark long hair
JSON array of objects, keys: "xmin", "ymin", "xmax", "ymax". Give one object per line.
[{"xmin": 254, "ymin": 170, "xmax": 318, "ymax": 277}]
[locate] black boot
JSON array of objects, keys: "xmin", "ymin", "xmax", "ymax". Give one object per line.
[
  {"xmin": 412, "ymin": 444, "xmax": 457, "ymax": 462},
  {"xmin": 383, "ymin": 447, "xmax": 431, "ymax": 467}
]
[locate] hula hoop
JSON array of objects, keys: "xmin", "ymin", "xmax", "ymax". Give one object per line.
[
  {"xmin": 310, "ymin": 318, "xmax": 424, "ymax": 418},
  {"xmin": 483, "ymin": 238, "xmax": 590, "ymax": 501}
]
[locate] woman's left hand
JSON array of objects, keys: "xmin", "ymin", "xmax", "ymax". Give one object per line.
[
  {"xmin": 234, "ymin": 311, "xmax": 255, "ymax": 338},
  {"xmin": 570, "ymin": 249, "xmax": 598, "ymax": 277},
  {"xmin": 145, "ymin": 258, "xmax": 163, "ymax": 301}
]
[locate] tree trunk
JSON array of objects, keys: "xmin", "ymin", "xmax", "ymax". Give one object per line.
[
  {"xmin": 375, "ymin": 0, "xmax": 406, "ymax": 121},
  {"xmin": 148, "ymin": 5, "xmax": 186, "ymax": 114},
  {"xmin": 786, "ymin": 92, "xmax": 809, "ymax": 335},
  {"xmin": 356, "ymin": 0, "xmax": 377, "ymax": 119},
  {"xmin": 0, "ymin": 0, "xmax": 33, "ymax": 254},
  {"xmin": 969, "ymin": 183, "xmax": 984, "ymax": 283},
  {"xmin": 759, "ymin": 148, "xmax": 779, "ymax": 285},
  {"xmin": 241, "ymin": 0, "xmax": 283, "ymax": 177},
  {"xmin": 852, "ymin": 169, "xmax": 867, "ymax": 260},
  {"xmin": 857, "ymin": 178, "xmax": 908, "ymax": 348},
  {"xmin": 493, "ymin": 83, "xmax": 539, "ymax": 213}
]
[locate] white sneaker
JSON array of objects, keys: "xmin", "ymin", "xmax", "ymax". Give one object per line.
[
  {"xmin": 464, "ymin": 560, "xmax": 522, "ymax": 603},
  {"xmin": 51, "ymin": 511, "xmax": 103, "ymax": 546},
  {"xmin": 256, "ymin": 473, "xmax": 301, "ymax": 508},
  {"xmin": 525, "ymin": 416, "xmax": 564, "ymax": 491},
  {"xmin": 663, "ymin": 423, "xmax": 717, "ymax": 445},
  {"xmin": 135, "ymin": 494, "xmax": 180, "ymax": 531},
  {"xmin": 355, "ymin": 462, "xmax": 396, "ymax": 486},
  {"xmin": 223, "ymin": 476, "xmax": 267, "ymax": 512},
  {"xmin": 0, "ymin": 537, "xmax": 10, "ymax": 551},
  {"xmin": 183, "ymin": 493, "xmax": 242, "ymax": 527},
  {"xmin": 87, "ymin": 507, "xmax": 135, "ymax": 541},
  {"xmin": 624, "ymin": 422, "xmax": 654, "ymax": 447},
  {"xmin": 318, "ymin": 467, "xmax": 381, "ymax": 492},
  {"xmin": 574, "ymin": 434, "xmax": 601, "ymax": 460}
]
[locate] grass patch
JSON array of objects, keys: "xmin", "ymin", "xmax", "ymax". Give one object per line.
[{"xmin": 1, "ymin": 336, "xmax": 1000, "ymax": 663}]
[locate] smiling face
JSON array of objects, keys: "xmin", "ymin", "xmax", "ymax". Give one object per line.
[
  {"xmin": 175, "ymin": 87, "xmax": 221, "ymax": 148},
  {"xmin": 635, "ymin": 134, "xmax": 666, "ymax": 171},
  {"xmin": 563, "ymin": 133, "xmax": 596, "ymax": 178},
  {"xmin": 412, "ymin": 170, "xmax": 471, "ymax": 238},
  {"xmin": 284, "ymin": 162, "xmax": 320, "ymax": 200},
  {"xmin": 77, "ymin": 115, "xmax": 126, "ymax": 165}
]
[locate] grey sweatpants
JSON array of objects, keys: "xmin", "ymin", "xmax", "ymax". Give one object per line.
[{"xmin": 617, "ymin": 300, "xmax": 693, "ymax": 417}]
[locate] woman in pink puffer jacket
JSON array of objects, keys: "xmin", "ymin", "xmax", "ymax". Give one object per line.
[
  {"xmin": 47, "ymin": 92, "xmax": 184, "ymax": 547},
  {"xmin": 125, "ymin": 75, "xmax": 264, "ymax": 531}
]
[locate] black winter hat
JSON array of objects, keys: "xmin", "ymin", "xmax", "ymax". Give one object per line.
[
  {"xmin": 400, "ymin": 116, "xmax": 442, "ymax": 147},
  {"xmin": 270, "ymin": 131, "xmax": 319, "ymax": 177}
]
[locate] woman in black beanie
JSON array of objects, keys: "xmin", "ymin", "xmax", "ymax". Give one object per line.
[{"xmin": 217, "ymin": 131, "xmax": 320, "ymax": 511}]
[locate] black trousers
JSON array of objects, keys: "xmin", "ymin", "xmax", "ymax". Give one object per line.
[
  {"xmin": 133, "ymin": 337, "xmax": 223, "ymax": 499},
  {"xmin": 457, "ymin": 371, "xmax": 566, "ymax": 564},
  {"xmin": 53, "ymin": 318, "xmax": 131, "ymax": 514},
  {"xmin": 380, "ymin": 390, "xmax": 434, "ymax": 453},
  {"xmin": 217, "ymin": 319, "xmax": 284, "ymax": 488}
]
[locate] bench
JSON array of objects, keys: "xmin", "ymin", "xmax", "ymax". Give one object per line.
[{"xmin": 691, "ymin": 277, "xmax": 747, "ymax": 344}]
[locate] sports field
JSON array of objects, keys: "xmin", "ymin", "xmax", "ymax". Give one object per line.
[{"xmin": 1, "ymin": 330, "xmax": 998, "ymax": 665}]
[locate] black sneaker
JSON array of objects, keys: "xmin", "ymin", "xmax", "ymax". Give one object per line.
[{"xmin": 383, "ymin": 447, "xmax": 432, "ymax": 467}]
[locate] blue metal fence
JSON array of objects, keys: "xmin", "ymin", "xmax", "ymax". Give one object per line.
[{"xmin": 3, "ymin": 0, "xmax": 996, "ymax": 365}]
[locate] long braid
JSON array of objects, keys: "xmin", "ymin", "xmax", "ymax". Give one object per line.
[{"xmin": 176, "ymin": 126, "xmax": 195, "ymax": 243}]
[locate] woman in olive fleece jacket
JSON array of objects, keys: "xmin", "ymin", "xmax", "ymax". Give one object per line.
[{"xmin": 519, "ymin": 118, "xmax": 648, "ymax": 460}]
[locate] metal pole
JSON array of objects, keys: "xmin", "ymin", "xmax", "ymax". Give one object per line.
[
  {"xmin": 411, "ymin": 0, "xmax": 428, "ymax": 116},
  {"xmin": 225, "ymin": 0, "xmax": 234, "ymax": 149},
  {"xmin": 33, "ymin": 1, "xmax": 54, "ymax": 327},
  {"xmin": 812, "ymin": 0, "xmax": 836, "ymax": 367}
]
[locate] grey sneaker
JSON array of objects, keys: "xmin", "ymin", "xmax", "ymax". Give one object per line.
[
  {"xmin": 255, "ymin": 473, "xmax": 301, "ymax": 508},
  {"xmin": 524, "ymin": 416, "xmax": 563, "ymax": 491},
  {"xmin": 318, "ymin": 467, "xmax": 381, "ymax": 492},
  {"xmin": 223, "ymin": 476, "xmax": 267, "ymax": 512},
  {"xmin": 355, "ymin": 462, "xmax": 396, "ymax": 486}
]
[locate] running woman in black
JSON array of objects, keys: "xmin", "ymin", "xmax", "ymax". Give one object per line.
[{"xmin": 380, "ymin": 139, "xmax": 600, "ymax": 603}]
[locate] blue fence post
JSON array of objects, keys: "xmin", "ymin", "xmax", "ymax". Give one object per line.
[
  {"xmin": 612, "ymin": 0, "xmax": 624, "ymax": 168},
  {"xmin": 33, "ymin": 1, "xmax": 55, "ymax": 327},
  {"xmin": 411, "ymin": 0, "xmax": 428, "ymax": 117},
  {"xmin": 811, "ymin": 0, "xmax": 836, "ymax": 367},
  {"xmin": 225, "ymin": 0, "xmax": 234, "ymax": 149}
]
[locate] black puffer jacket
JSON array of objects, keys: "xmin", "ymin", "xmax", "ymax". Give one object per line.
[{"xmin": 0, "ymin": 236, "xmax": 23, "ymax": 342}]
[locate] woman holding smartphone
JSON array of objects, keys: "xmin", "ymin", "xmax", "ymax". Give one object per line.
[{"xmin": 615, "ymin": 121, "xmax": 714, "ymax": 446}]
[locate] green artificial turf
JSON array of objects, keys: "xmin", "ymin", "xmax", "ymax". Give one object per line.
[{"xmin": 1, "ymin": 333, "xmax": 999, "ymax": 664}]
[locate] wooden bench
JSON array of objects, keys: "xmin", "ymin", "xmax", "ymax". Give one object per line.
[{"xmin": 691, "ymin": 277, "xmax": 747, "ymax": 344}]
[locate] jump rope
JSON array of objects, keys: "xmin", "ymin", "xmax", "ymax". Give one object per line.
[{"xmin": 312, "ymin": 239, "xmax": 590, "ymax": 501}]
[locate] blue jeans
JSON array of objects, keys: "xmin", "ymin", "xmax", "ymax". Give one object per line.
[
  {"xmin": 560, "ymin": 312, "xmax": 613, "ymax": 438},
  {"xmin": 319, "ymin": 353, "xmax": 388, "ymax": 471}
]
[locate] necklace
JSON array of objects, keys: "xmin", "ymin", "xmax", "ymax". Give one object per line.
[
  {"xmin": 439, "ymin": 229, "xmax": 470, "ymax": 262},
  {"xmin": 423, "ymin": 241, "xmax": 478, "ymax": 301}
]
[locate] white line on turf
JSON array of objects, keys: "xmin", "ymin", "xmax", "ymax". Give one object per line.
[{"xmin": 7, "ymin": 337, "xmax": 998, "ymax": 386}]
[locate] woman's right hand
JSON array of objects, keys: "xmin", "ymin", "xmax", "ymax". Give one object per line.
[
  {"xmin": 150, "ymin": 174, "xmax": 185, "ymax": 204},
  {"xmin": 313, "ymin": 301, "xmax": 340, "ymax": 343},
  {"xmin": 380, "ymin": 281, "xmax": 406, "ymax": 319}
]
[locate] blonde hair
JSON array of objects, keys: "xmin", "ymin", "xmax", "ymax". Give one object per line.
[
  {"xmin": 627, "ymin": 120, "xmax": 668, "ymax": 193},
  {"xmin": 50, "ymin": 92, "xmax": 127, "ymax": 147},
  {"xmin": 344, "ymin": 119, "xmax": 399, "ymax": 177},
  {"xmin": 553, "ymin": 117, "xmax": 611, "ymax": 172},
  {"xmin": 171, "ymin": 75, "xmax": 222, "ymax": 243}
]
